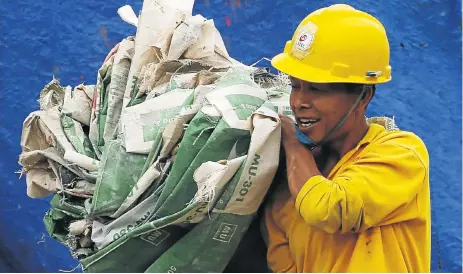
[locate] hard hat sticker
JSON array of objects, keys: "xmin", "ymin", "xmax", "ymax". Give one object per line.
[
  {"xmin": 291, "ymin": 22, "xmax": 318, "ymax": 60},
  {"xmin": 296, "ymin": 32, "xmax": 314, "ymax": 51}
]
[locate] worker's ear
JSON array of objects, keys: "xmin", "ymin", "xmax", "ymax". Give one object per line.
[{"xmin": 359, "ymin": 86, "xmax": 375, "ymax": 111}]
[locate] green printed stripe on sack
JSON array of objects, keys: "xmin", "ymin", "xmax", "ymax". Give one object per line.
[{"xmin": 60, "ymin": 114, "xmax": 95, "ymax": 158}]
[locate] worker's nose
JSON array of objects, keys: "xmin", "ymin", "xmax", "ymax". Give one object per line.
[{"xmin": 291, "ymin": 82, "xmax": 313, "ymax": 111}]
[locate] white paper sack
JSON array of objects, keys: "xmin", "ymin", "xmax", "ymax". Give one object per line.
[
  {"xmin": 137, "ymin": 61, "xmax": 183, "ymax": 98},
  {"xmin": 20, "ymin": 147, "xmax": 97, "ymax": 198},
  {"xmin": 89, "ymin": 55, "xmax": 114, "ymax": 159},
  {"xmin": 66, "ymin": 180, "xmax": 96, "ymax": 197},
  {"xmin": 187, "ymin": 156, "xmax": 246, "ymax": 223},
  {"xmin": 25, "ymin": 168, "xmax": 58, "ymax": 198},
  {"xmin": 69, "ymin": 220, "xmax": 91, "ymax": 236},
  {"xmin": 123, "ymin": 0, "xmax": 184, "ymax": 107},
  {"xmin": 135, "ymin": 64, "xmax": 154, "ymax": 98},
  {"xmin": 171, "ymin": 73, "xmax": 197, "ymax": 89},
  {"xmin": 194, "ymin": 85, "xmax": 215, "ymax": 106},
  {"xmin": 21, "ymin": 107, "xmax": 76, "ymax": 154},
  {"xmin": 120, "ymin": 89, "xmax": 193, "ymax": 154},
  {"xmin": 268, "ymin": 93, "xmax": 293, "ymax": 116},
  {"xmin": 154, "ymin": 158, "xmax": 247, "ymax": 226},
  {"xmin": 199, "ymin": 53, "xmax": 236, "ymax": 69},
  {"xmin": 183, "ymin": 19, "xmax": 216, "ymax": 59},
  {"xmin": 103, "ymin": 37, "xmax": 135, "ymax": 142},
  {"xmin": 167, "ymin": 15, "xmax": 205, "ymax": 60},
  {"xmin": 118, "ymin": 5, "xmax": 139, "ymax": 27},
  {"xmin": 38, "ymin": 78, "xmax": 65, "ymax": 111},
  {"xmin": 91, "ymin": 188, "xmax": 160, "ymax": 249},
  {"xmin": 20, "ymin": 146, "xmax": 97, "ymax": 183},
  {"xmin": 82, "ymin": 85, "xmax": 95, "ymax": 104},
  {"xmin": 213, "ymin": 28, "xmax": 230, "ymax": 59},
  {"xmin": 145, "ymin": 70, "xmax": 218, "ymax": 101},
  {"xmin": 159, "ymin": 104, "xmax": 201, "ymax": 157},
  {"xmin": 205, "ymin": 84, "xmax": 269, "ymax": 130},
  {"xmin": 62, "ymin": 84, "xmax": 94, "ymax": 126},
  {"xmin": 146, "ymin": 82, "xmax": 169, "ymax": 100},
  {"xmin": 155, "ymin": 0, "xmax": 195, "ymax": 58},
  {"xmin": 64, "ymin": 151, "xmax": 100, "ymax": 172},
  {"xmin": 217, "ymin": 106, "xmax": 282, "ymax": 215}
]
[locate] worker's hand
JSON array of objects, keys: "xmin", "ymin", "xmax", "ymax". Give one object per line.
[
  {"xmin": 279, "ymin": 114, "xmax": 325, "ymax": 159},
  {"xmin": 279, "ymin": 115, "xmax": 300, "ymax": 149},
  {"xmin": 279, "ymin": 114, "xmax": 323, "ymax": 197}
]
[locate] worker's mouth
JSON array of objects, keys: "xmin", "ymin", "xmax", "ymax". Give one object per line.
[{"xmin": 297, "ymin": 118, "xmax": 320, "ymax": 129}]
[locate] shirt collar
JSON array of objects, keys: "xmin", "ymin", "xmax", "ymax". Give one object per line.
[{"xmin": 354, "ymin": 123, "xmax": 386, "ymax": 150}]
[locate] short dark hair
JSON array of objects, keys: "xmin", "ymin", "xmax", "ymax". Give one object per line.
[{"xmin": 345, "ymin": 83, "xmax": 376, "ymax": 99}]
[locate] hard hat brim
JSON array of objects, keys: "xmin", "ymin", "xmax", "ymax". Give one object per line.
[{"xmin": 271, "ymin": 53, "xmax": 391, "ymax": 84}]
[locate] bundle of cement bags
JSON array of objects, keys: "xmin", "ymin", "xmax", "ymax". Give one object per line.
[{"xmin": 18, "ymin": 0, "xmax": 292, "ymax": 272}]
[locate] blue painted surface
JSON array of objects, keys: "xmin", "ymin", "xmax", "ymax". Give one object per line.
[{"xmin": 0, "ymin": 0, "xmax": 461, "ymax": 272}]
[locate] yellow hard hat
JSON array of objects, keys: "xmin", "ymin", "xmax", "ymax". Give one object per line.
[{"xmin": 272, "ymin": 4, "xmax": 392, "ymax": 84}]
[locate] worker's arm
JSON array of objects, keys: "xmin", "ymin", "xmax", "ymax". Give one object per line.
[
  {"xmin": 284, "ymin": 134, "xmax": 428, "ymax": 234},
  {"xmin": 263, "ymin": 186, "xmax": 297, "ymax": 272}
]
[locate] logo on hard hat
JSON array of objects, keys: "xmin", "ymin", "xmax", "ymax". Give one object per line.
[
  {"xmin": 296, "ymin": 31, "xmax": 314, "ymax": 51},
  {"xmin": 291, "ymin": 22, "xmax": 318, "ymax": 60}
]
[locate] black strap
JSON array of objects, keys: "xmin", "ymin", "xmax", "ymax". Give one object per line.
[{"xmin": 314, "ymin": 85, "xmax": 371, "ymax": 147}]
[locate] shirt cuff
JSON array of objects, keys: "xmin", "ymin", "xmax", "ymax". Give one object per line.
[{"xmin": 295, "ymin": 175, "xmax": 327, "ymax": 214}]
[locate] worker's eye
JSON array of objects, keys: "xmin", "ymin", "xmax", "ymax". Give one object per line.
[
  {"xmin": 309, "ymin": 85, "xmax": 325, "ymax": 92},
  {"xmin": 291, "ymin": 86, "xmax": 301, "ymax": 92}
]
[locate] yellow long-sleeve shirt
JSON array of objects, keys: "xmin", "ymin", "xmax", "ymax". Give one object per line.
[{"xmin": 264, "ymin": 123, "xmax": 430, "ymax": 273}]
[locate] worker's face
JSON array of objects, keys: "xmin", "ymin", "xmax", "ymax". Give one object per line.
[{"xmin": 289, "ymin": 76, "xmax": 364, "ymax": 144}]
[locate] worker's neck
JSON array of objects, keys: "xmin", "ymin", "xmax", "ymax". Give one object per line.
[{"xmin": 324, "ymin": 118, "xmax": 370, "ymax": 159}]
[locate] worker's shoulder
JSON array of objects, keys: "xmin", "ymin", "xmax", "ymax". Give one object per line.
[{"xmin": 370, "ymin": 126, "xmax": 429, "ymax": 167}]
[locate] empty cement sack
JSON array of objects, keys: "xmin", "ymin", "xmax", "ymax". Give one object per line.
[
  {"xmin": 38, "ymin": 78, "xmax": 66, "ymax": 111},
  {"xmin": 60, "ymin": 114, "xmax": 95, "ymax": 158},
  {"xmin": 145, "ymin": 103, "xmax": 281, "ymax": 273},
  {"xmin": 123, "ymin": 0, "xmax": 186, "ymax": 107},
  {"xmin": 62, "ymin": 84, "xmax": 95, "ymax": 126},
  {"xmin": 89, "ymin": 54, "xmax": 114, "ymax": 159},
  {"xmin": 112, "ymin": 104, "xmax": 201, "ymax": 219},
  {"xmin": 120, "ymin": 88, "xmax": 194, "ymax": 154},
  {"xmin": 87, "ymin": 139, "xmax": 147, "ymax": 217},
  {"xmin": 19, "ymin": 106, "xmax": 97, "ymax": 197},
  {"xmin": 103, "ymin": 36, "xmax": 136, "ymax": 142},
  {"xmin": 153, "ymin": 83, "xmax": 269, "ymax": 218},
  {"xmin": 79, "ymin": 156, "xmax": 244, "ymax": 273}
]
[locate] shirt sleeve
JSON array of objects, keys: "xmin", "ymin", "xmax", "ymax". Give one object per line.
[
  {"xmin": 295, "ymin": 141, "xmax": 428, "ymax": 234},
  {"xmin": 264, "ymin": 187, "xmax": 297, "ymax": 272}
]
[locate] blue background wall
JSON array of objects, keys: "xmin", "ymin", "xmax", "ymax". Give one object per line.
[{"xmin": 0, "ymin": 0, "xmax": 461, "ymax": 272}]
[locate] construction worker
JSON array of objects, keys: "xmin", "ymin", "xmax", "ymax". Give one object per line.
[{"xmin": 263, "ymin": 4, "xmax": 431, "ymax": 272}]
